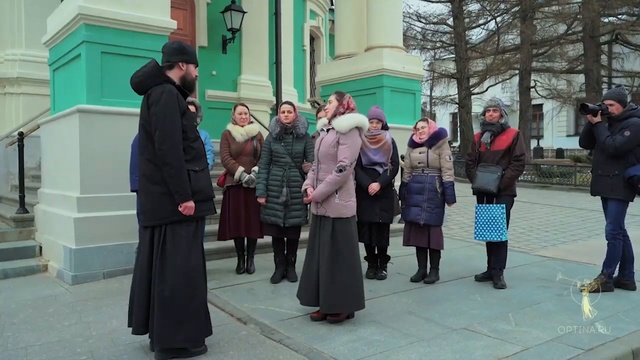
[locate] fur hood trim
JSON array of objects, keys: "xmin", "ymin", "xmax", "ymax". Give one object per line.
[
  {"xmin": 268, "ymin": 114, "xmax": 309, "ymax": 139},
  {"xmin": 316, "ymin": 113, "xmax": 369, "ymax": 134},
  {"xmin": 226, "ymin": 122, "xmax": 261, "ymax": 142}
]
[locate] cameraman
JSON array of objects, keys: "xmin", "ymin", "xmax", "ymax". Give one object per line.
[{"xmin": 578, "ymin": 84, "xmax": 640, "ymax": 293}]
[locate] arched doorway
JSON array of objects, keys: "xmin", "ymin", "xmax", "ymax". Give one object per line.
[{"xmin": 170, "ymin": 0, "xmax": 197, "ymax": 48}]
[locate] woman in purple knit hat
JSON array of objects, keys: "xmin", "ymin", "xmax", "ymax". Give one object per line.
[{"xmin": 354, "ymin": 106, "xmax": 400, "ymax": 280}]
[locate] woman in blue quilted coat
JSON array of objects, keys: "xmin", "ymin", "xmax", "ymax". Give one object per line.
[{"xmin": 399, "ymin": 118, "xmax": 456, "ymax": 284}]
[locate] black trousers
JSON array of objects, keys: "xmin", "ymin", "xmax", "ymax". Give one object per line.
[{"xmin": 476, "ymin": 194, "xmax": 515, "ymax": 274}]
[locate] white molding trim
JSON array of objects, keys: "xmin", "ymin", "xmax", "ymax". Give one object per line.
[
  {"xmin": 43, "ymin": 6, "xmax": 177, "ymax": 48},
  {"xmin": 195, "ymin": 0, "xmax": 211, "ymax": 47},
  {"xmin": 39, "ymin": 105, "xmax": 140, "ymax": 126},
  {"xmin": 204, "ymin": 89, "xmax": 315, "ymax": 117},
  {"xmin": 308, "ymin": 0, "xmax": 331, "ymax": 14}
]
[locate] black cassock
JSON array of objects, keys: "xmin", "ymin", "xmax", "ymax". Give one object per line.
[{"xmin": 127, "ymin": 219, "xmax": 211, "ymax": 348}]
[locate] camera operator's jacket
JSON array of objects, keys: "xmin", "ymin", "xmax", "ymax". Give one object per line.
[{"xmin": 579, "ymin": 104, "xmax": 640, "ymax": 202}]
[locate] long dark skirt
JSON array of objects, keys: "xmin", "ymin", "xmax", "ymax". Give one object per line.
[
  {"xmin": 297, "ymin": 215, "xmax": 366, "ymax": 314},
  {"xmin": 403, "ymin": 222, "xmax": 444, "ymax": 250},
  {"xmin": 217, "ymin": 185, "xmax": 263, "ymax": 240},
  {"xmin": 128, "ymin": 219, "xmax": 212, "ymax": 348},
  {"xmin": 357, "ymin": 221, "xmax": 391, "ymax": 247}
]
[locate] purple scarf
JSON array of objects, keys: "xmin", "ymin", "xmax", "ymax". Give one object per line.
[{"xmin": 360, "ymin": 130, "xmax": 393, "ymax": 173}]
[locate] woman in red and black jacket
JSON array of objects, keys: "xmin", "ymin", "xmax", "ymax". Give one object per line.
[{"xmin": 464, "ymin": 97, "xmax": 527, "ymax": 290}]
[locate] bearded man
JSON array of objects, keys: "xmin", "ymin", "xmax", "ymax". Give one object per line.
[{"xmin": 127, "ymin": 40, "xmax": 215, "ymax": 360}]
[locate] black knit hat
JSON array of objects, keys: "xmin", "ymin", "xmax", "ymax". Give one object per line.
[
  {"xmin": 602, "ymin": 84, "xmax": 628, "ymax": 108},
  {"xmin": 161, "ymin": 40, "xmax": 199, "ymax": 67}
]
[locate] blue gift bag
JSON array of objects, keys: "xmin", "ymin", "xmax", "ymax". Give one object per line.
[{"xmin": 474, "ymin": 204, "xmax": 508, "ymax": 242}]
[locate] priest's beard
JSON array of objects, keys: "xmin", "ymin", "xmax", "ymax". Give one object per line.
[{"xmin": 179, "ymin": 73, "xmax": 197, "ymax": 95}]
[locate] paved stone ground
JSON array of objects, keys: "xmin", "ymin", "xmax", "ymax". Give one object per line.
[{"xmin": 2, "ymin": 184, "xmax": 640, "ymax": 359}]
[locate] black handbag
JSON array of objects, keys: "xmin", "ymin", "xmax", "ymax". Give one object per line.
[{"xmin": 471, "ymin": 141, "xmax": 504, "ymax": 195}]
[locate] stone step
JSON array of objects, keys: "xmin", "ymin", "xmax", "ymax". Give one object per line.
[
  {"xmin": 0, "ymin": 202, "xmax": 34, "ymax": 228},
  {"xmin": 0, "ymin": 240, "xmax": 40, "ymax": 261},
  {"xmin": 0, "ymin": 192, "xmax": 38, "ymax": 212},
  {"xmin": 0, "ymin": 226, "xmax": 36, "ymax": 243},
  {"xmin": 0, "ymin": 258, "xmax": 48, "ymax": 280},
  {"xmin": 203, "ymin": 223, "xmax": 405, "ymax": 261},
  {"xmin": 10, "ymin": 181, "xmax": 40, "ymax": 197}
]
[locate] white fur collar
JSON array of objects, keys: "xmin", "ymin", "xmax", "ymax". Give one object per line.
[
  {"xmin": 316, "ymin": 113, "xmax": 369, "ymax": 134},
  {"xmin": 226, "ymin": 122, "xmax": 260, "ymax": 142}
]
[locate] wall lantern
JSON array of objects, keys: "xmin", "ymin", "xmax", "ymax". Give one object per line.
[{"xmin": 221, "ymin": 0, "xmax": 247, "ymax": 54}]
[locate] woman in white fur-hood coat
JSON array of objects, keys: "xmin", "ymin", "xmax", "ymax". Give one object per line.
[{"xmin": 297, "ymin": 91, "xmax": 368, "ymax": 325}]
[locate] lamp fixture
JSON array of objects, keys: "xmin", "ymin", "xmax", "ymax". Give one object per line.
[{"xmin": 220, "ymin": 0, "xmax": 247, "ymax": 54}]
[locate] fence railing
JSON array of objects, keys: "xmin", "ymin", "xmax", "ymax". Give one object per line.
[{"xmin": 452, "ymin": 160, "xmax": 592, "ymax": 187}]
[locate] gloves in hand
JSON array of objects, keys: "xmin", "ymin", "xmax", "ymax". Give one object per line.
[
  {"xmin": 238, "ymin": 172, "xmax": 249, "ymax": 183},
  {"xmin": 242, "ymin": 174, "xmax": 257, "ymax": 188},
  {"xmin": 251, "ymin": 167, "xmax": 259, "ymax": 176}
]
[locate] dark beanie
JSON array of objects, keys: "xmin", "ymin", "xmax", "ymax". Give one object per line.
[
  {"xmin": 602, "ymin": 84, "xmax": 628, "ymax": 108},
  {"xmin": 161, "ymin": 40, "xmax": 199, "ymax": 67}
]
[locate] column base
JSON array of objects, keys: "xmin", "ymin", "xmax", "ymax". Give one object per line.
[
  {"xmin": 35, "ymin": 105, "xmax": 139, "ymax": 285},
  {"xmin": 316, "ymin": 49, "xmax": 424, "ymax": 127}
]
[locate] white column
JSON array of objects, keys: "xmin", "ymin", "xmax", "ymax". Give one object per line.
[
  {"xmin": 36, "ymin": 0, "xmax": 175, "ymax": 284},
  {"xmin": 280, "ymin": 0, "xmax": 299, "ymax": 103},
  {"xmin": 0, "ymin": 0, "xmax": 59, "ymax": 135},
  {"xmin": 333, "ymin": 0, "xmax": 366, "ymax": 60},
  {"xmin": 237, "ymin": 0, "xmax": 274, "ymax": 119},
  {"xmin": 365, "ymin": 0, "xmax": 405, "ymax": 52}
]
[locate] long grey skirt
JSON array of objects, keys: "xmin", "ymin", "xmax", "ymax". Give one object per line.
[{"xmin": 297, "ymin": 215, "xmax": 366, "ymax": 314}]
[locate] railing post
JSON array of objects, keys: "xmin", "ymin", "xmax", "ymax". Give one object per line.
[{"xmin": 16, "ymin": 131, "xmax": 29, "ymax": 215}]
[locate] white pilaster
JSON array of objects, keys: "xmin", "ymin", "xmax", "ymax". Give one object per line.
[
  {"xmin": 280, "ymin": 0, "xmax": 298, "ymax": 103},
  {"xmin": 365, "ymin": 0, "xmax": 405, "ymax": 52},
  {"xmin": 333, "ymin": 0, "xmax": 366, "ymax": 60},
  {"xmin": 36, "ymin": 0, "xmax": 176, "ymax": 284},
  {"xmin": 237, "ymin": 0, "xmax": 274, "ymax": 109},
  {"xmin": 0, "ymin": 0, "xmax": 59, "ymax": 135}
]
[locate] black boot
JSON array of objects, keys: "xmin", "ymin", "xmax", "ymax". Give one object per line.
[
  {"xmin": 364, "ymin": 255, "xmax": 378, "ymax": 279},
  {"xmin": 270, "ymin": 238, "xmax": 286, "ymax": 284},
  {"xmin": 492, "ymin": 271, "xmax": 507, "ymax": 290},
  {"xmin": 613, "ymin": 276, "xmax": 637, "ymax": 291},
  {"xmin": 285, "ymin": 238, "xmax": 299, "ymax": 282},
  {"xmin": 410, "ymin": 247, "xmax": 428, "ymax": 282},
  {"xmin": 377, "ymin": 254, "xmax": 391, "ymax": 280},
  {"xmin": 424, "ymin": 249, "xmax": 440, "ymax": 284},
  {"xmin": 233, "ymin": 238, "xmax": 245, "ymax": 275},
  {"xmin": 246, "ymin": 238, "xmax": 257, "ymax": 274}
]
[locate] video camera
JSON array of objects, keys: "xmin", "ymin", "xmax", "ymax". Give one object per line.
[{"xmin": 578, "ymin": 102, "xmax": 610, "ymax": 117}]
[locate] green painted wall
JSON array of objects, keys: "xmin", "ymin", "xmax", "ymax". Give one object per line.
[
  {"xmin": 319, "ymin": 75, "xmax": 422, "ymax": 126},
  {"xmin": 293, "ymin": 0, "xmax": 306, "ymax": 104},
  {"xmin": 48, "ymin": 24, "xmax": 167, "ymax": 114},
  {"xmin": 198, "ymin": 0, "xmax": 243, "ymax": 139},
  {"xmin": 310, "ymin": 10, "xmax": 318, "ymax": 21}
]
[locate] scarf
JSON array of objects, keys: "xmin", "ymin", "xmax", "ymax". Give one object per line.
[
  {"xmin": 411, "ymin": 119, "xmax": 438, "ymax": 144},
  {"xmin": 360, "ymin": 130, "xmax": 393, "ymax": 173},
  {"xmin": 479, "ymin": 121, "xmax": 510, "ymax": 150},
  {"xmin": 329, "ymin": 94, "xmax": 357, "ymax": 122}
]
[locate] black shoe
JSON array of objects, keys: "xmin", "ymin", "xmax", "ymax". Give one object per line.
[
  {"xmin": 492, "ymin": 274, "xmax": 507, "ymax": 290},
  {"xmin": 580, "ymin": 274, "xmax": 614, "ymax": 293},
  {"xmin": 613, "ymin": 276, "xmax": 637, "ymax": 291},
  {"xmin": 474, "ymin": 271, "xmax": 492, "ymax": 282},
  {"xmin": 235, "ymin": 255, "xmax": 245, "ymax": 275},
  {"xmin": 411, "ymin": 248, "xmax": 428, "ymax": 282},
  {"xmin": 376, "ymin": 255, "xmax": 390, "ymax": 281},
  {"xmin": 424, "ymin": 268, "xmax": 440, "ymax": 284},
  {"xmin": 364, "ymin": 255, "xmax": 378, "ymax": 279},
  {"xmin": 285, "ymin": 253, "xmax": 298, "ymax": 282},
  {"xmin": 270, "ymin": 256, "xmax": 286, "ymax": 284},
  {"xmin": 410, "ymin": 269, "xmax": 427, "ymax": 282},
  {"xmin": 154, "ymin": 345, "xmax": 208, "ymax": 360}
]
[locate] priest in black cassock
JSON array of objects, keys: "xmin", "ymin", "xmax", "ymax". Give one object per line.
[{"xmin": 127, "ymin": 40, "xmax": 216, "ymax": 360}]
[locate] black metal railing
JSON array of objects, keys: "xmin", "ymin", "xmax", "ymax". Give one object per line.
[
  {"xmin": 453, "ymin": 160, "xmax": 592, "ymax": 187},
  {"xmin": 15, "ymin": 131, "xmax": 29, "ymax": 214},
  {"xmin": 250, "ymin": 114, "xmax": 270, "ymax": 133}
]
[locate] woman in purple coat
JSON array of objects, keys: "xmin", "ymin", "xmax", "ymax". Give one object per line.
[{"xmin": 297, "ymin": 91, "xmax": 369, "ymax": 324}]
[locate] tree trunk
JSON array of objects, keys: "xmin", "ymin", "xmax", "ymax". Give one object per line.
[
  {"xmin": 450, "ymin": 0, "xmax": 474, "ymax": 156},
  {"xmin": 518, "ymin": 0, "xmax": 535, "ymax": 161},
  {"xmin": 581, "ymin": 0, "xmax": 602, "ymax": 102}
]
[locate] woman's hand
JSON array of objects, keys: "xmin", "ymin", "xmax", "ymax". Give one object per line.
[
  {"xmin": 446, "ymin": 203, "xmax": 454, "ymax": 207},
  {"xmin": 368, "ymin": 182, "xmax": 381, "ymax": 195},
  {"xmin": 257, "ymin": 197, "xmax": 266, "ymax": 205},
  {"xmin": 302, "ymin": 162, "xmax": 312, "ymax": 173},
  {"xmin": 303, "ymin": 187, "xmax": 314, "ymax": 203}
]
